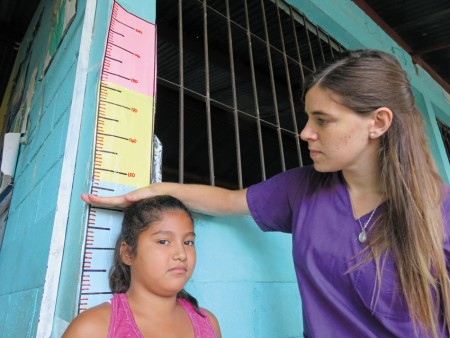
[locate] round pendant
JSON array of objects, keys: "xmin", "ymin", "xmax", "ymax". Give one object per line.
[{"xmin": 358, "ymin": 230, "xmax": 367, "ymax": 243}]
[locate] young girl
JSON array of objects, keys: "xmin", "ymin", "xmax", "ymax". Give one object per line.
[
  {"xmin": 64, "ymin": 195, "xmax": 221, "ymax": 338},
  {"xmin": 83, "ymin": 50, "xmax": 450, "ymax": 337}
]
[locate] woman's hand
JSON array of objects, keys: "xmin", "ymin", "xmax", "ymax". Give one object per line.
[
  {"xmin": 81, "ymin": 182, "xmax": 250, "ymax": 215},
  {"xmin": 81, "ymin": 186, "xmax": 156, "ymax": 209}
]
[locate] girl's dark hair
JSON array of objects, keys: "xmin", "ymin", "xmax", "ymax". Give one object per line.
[
  {"xmin": 304, "ymin": 49, "xmax": 449, "ymax": 337},
  {"xmin": 109, "ymin": 195, "xmax": 203, "ymax": 315}
]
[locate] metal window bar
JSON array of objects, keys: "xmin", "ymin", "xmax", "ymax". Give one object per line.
[
  {"xmin": 437, "ymin": 119, "xmax": 450, "ymax": 162},
  {"xmin": 155, "ymin": 0, "xmax": 345, "ymax": 188},
  {"xmin": 327, "ymin": 35, "xmax": 335, "ymax": 58},
  {"xmin": 289, "ymin": 6, "xmax": 305, "ymax": 85},
  {"xmin": 178, "ymin": 0, "xmax": 184, "ymax": 183},
  {"xmin": 203, "ymin": 0, "xmax": 215, "ymax": 186},
  {"xmin": 225, "ymin": 0, "xmax": 243, "ymax": 189},
  {"xmin": 315, "ymin": 26, "xmax": 326, "ymax": 63},
  {"xmin": 244, "ymin": 0, "xmax": 267, "ymax": 181},
  {"xmin": 302, "ymin": 15, "xmax": 316, "ymax": 73},
  {"xmin": 261, "ymin": 0, "xmax": 286, "ymax": 173},
  {"xmin": 276, "ymin": 0, "xmax": 302, "ymax": 167}
]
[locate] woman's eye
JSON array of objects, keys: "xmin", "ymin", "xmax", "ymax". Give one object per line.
[
  {"xmin": 184, "ymin": 240, "xmax": 195, "ymax": 246},
  {"xmin": 157, "ymin": 239, "xmax": 169, "ymax": 245},
  {"xmin": 317, "ymin": 118, "xmax": 329, "ymax": 126}
]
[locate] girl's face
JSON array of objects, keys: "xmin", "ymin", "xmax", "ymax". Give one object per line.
[
  {"xmin": 300, "ymin": 85, "xmax": 376, "ymax": 173},
  {"xmin": 122, "ymin": 210, "xmax": 196, "ymax": 297}
]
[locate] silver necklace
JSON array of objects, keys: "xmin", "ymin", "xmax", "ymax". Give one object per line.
[{"xmin": 350, "ymin": 195, "xmax": 383, "ymax": 243}]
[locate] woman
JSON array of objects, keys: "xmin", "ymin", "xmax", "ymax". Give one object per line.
[{"xmin": 82, "ymin": 50, "xmax": 450, "ymax": 337}]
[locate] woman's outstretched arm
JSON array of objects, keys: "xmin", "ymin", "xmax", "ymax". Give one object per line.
[{"xmin": 81, "ymin": 182, "xmax": 250, "ymax": 216}]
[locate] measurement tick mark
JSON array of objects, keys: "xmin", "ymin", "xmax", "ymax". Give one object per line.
[
  {"xmin": 97, "ymin": 132, "xmax": 129, "ymax": 141},
  {"xmin": 103, "ymin": 70, "xmax": 130, "ymax": 81},
  {"xmin": 96, "ymin": 149, "xmax": 118, "ymax": 155},
  {"xmin": 99, "ymin": 116, "xmax": 119, "ymax": 122},
  {"xmin": 88, "ymin": 226, "xmax": 111, "ymax": 231},
  {"xmin": 109, "ymin": 42, "xmax": 134, "ymax": 56},
  {"xmin": 85, "ymin": 247, "xmax": 115, "ymax": 251},
  {"xmin": 110, "ymin": 29, "xmax": 124, "ymax": 37},
  {"xmin": 113, "ymin": 18, "xmax": 135, "ymax": 31},
  {"xmin": 99, "ymin": 99, "xmax": 131, "ymax": 110},
  {"xmin": 104, "ymin": 55, "xmax": 122, "ymax": 64},
  {"xmin": 83, "ymin": 269, "xmax": 107, "ymax": 273},
  {"xmin": 94, "ymin": 167, "xmax": 127, "ymax": 176},
  {"xmin": 91, "ymin": 185, "xmax": 116, "ymax": 192},
  {"xmin": 100, "ymin": 83, "xmax": 122, "ymax": 92}
]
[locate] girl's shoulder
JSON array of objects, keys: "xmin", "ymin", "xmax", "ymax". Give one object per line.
[
  {"xmin": 202, "ymin": 308, "xmax": 222, "ymax": 338},
  {"xmin": 177, "ymin": 299, "xmax": 222, "ymax": 338},
  {"xmin": 62, "ymin": 302, "xmax": 111, "ymax": 338}
]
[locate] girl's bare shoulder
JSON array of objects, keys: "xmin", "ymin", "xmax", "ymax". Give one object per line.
[
  {"xmin": 62, "ymin": 302, "xmax": 111, "ymax": 338},
  {"xmin": 202, "ymin": 308, "xmax": 222, "ymax": 338}
]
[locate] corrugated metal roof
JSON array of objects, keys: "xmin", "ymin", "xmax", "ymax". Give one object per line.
[{"xmin": 354, "ymin": 0, "xmax": 450, "ymax": 93}]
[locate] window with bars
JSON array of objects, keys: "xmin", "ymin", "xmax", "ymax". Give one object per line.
[
  {"xmin": 437, "ymin": 119, "xmax": 450, "ymax": 162},
  {"xmin": 155, "ymin": 0, "xmax": 345, "ymax": 189}
]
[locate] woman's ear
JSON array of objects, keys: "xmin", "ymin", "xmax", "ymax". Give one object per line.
[
  {"xmin": 120, "ymin": 241, "xmax": 134, "ymax": 266},
  {"xmin": 369, "ymin": 107, "xmax": 393, "ymax": 138}
]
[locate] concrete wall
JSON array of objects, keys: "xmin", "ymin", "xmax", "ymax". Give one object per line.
[
  {"xmin": 0, "ymin": 0, "xmax": 86, "ymax": 336},
  {"xmin": 0, "ymin": 0, "xmax": 449, "ymax": 337}
]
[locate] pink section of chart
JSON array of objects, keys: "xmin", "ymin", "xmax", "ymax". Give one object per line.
[{"xmin": 102, "ymin": 1, "xmax": 156, "ymax": 97}]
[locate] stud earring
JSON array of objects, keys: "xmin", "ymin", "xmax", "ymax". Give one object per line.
[{"xmin": 369, "ymin": 133, "xmax": 376, "ymax": 139}]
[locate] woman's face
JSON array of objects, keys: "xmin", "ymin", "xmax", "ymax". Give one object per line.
[
  {"xmin": 300, "ymin": 85, "xmax": 376, "ymax": 173},
  {"xmin": 123, "ymin": 210, "xmax": 196, "ymax": 297}
]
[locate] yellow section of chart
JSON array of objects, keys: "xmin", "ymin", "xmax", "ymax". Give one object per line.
[{"xmin": 95, "ymin": 82, "xmax": 154, "ymax": 188}]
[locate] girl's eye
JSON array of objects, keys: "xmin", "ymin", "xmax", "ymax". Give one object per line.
[
  {"xmin": 184, "ymin": 240, "xmax": 195, "ymax": 246},
  {"xmin": 157, "ymin": 239, "xmax": 169, "ymax": 245}
]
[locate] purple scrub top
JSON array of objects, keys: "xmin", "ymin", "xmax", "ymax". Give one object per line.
[{"xmin": 247, "ymin": 166, "xmax": 450, "ymax": 337}]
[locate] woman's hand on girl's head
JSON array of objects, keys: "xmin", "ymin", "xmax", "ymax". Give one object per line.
[
  {"xmin": 81, "ymin": 186, "xmax": 156, "ymax": 209},
  {"xmin": 81, "ymin": 193, "xmax": 132, "ymax": 209}
]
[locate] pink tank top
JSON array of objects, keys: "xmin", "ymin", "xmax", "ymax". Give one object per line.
[{"xmin": 107, "ymin": 293, "xmax": 217, "ymax": 338}]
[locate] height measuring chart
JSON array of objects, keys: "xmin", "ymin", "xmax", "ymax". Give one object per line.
[{"xmin": 77, "ymin": 1, "xmax": 156, "ymax": 312}]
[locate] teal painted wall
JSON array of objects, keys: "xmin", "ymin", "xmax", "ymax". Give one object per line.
[
  {"xmin": 51, "ymin": 1, "xmax": 448, "ymax": 338},
  {"xmin": 186, "ymin": 215, "xmax": 301, "ymax": 338},
  {"xmin": 1, "ymin": 0, "xmax": 449, "ymax": 337},
  {"xmin": 0, "ymin": 0, "xmax": 86, "ymax": 337}
]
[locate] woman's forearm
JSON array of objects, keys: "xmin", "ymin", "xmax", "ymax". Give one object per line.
[{"xmin": 81, "ymin": 182, "xmax": 250, "ymax": 216}]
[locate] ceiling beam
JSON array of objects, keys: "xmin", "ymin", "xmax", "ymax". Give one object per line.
[
  {"xmin": 411, "ymin": 42, "xmax": 450, "ymax": 57},
  {"xmin": 352, "ymin": 0, "xmax": 450, "ymax": 95}
]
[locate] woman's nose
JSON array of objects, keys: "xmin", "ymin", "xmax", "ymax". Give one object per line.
[{"xmin": 300, "ymin": 122, "xmax": 317, "ymax": 141}]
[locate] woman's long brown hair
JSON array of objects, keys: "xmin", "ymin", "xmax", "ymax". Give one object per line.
[{"xmin": 305, "ymin": 49, "xmax": 450, "ymax": 337}]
